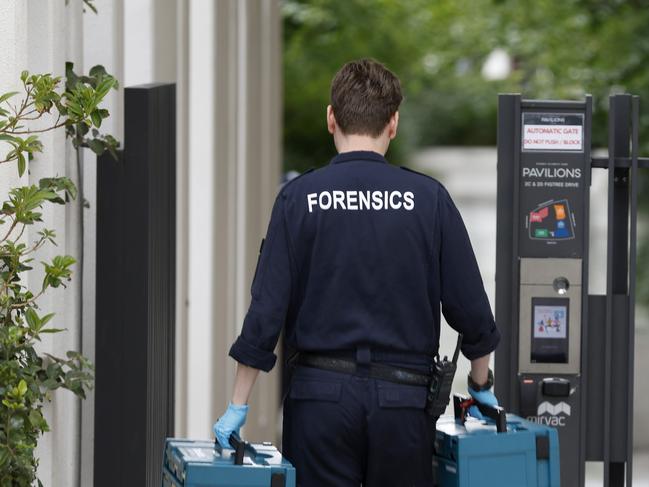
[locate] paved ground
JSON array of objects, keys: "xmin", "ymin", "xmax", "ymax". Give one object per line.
[
  {"xmin": 585, "ymin": 452, "xmax": 649, "ymax": 485},
  {"xmin": 412, "ymin": 147, "xmax": 649, "ymax": 485}
]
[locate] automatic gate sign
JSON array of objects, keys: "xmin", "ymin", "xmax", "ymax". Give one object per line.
[{"xmin": 522, "ymin": 113, "xmax": 584, "ymax": 152}]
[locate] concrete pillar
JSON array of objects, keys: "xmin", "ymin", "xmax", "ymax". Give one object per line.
[
  {"xmin": 176, "ymin": 0, "xmax": 283, "ymax": 443},
  {"xmin": 153, "ymin": 0, "xmax": 178, "ymax": 83},
  {"xmin": 183, "ymin": 0, "xmax": 218, "ymax": 436},
  {"xmin": 236, "ymin": 0, "xmax": 283, "ymax": 441},
  {"xmin": 81, "ymin": 2, "xmax": 125, "ymax": 484},
  {"xmin": 123, "ymin": 0, "xmax": 154, "ymax": 86},
  {"xmin": 174, "ymin": 0, "xmax": 191, "ymax": 437}
]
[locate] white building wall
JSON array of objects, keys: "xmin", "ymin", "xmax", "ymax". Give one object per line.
[
  {"xmin": 1, "ymin": 0, "xmax": 282, "ymax": 484},
  {"xmin": 0, "ymin": 5, "xmax": 27, "ymax": 196},
  {"xmin": 0, "ymin": 1, "xmax": 85, "ymax": 486}
]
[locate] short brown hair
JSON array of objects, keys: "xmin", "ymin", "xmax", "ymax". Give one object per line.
[{"xmin": 330, "ymin": 58, "xmax": 403, "ymax": 137}]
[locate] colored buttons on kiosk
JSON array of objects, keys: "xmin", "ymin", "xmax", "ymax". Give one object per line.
[
  {"xmin": 554, "ymin": 226, "xmax": 570, "ymax": 238},
  {"xmin": 529, "ymin": 199, "xmax": 574, "ymax": 240},
  {"xmin": 530, "ymin": 206, "xmax": 549, "ymax": 223}
]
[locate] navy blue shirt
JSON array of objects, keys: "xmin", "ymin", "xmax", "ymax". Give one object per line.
[{"xmin": 229, "ymin": 150, "xmax": 500, "ymax": 372}]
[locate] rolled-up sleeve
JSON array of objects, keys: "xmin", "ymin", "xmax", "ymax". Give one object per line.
[
  {"xmin": 438, "ymin": 186, "xmax": 500, "ymax": 360},
  {"xmin": 229, "ymin": 192, "xmax": 293, "ymax": 372}
]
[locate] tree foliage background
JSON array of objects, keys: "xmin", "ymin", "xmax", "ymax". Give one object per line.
[{"xmin": 283, "ymin": 0, "xmax": 649, "ymax": 304}]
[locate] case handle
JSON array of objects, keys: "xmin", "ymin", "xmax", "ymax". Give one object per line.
[
  {"xmin": 214, "ymin": 432, "xmax": 258, "ymax": 465},
  {"xmin": 453, "ymin": 393, "xmax": 507, "ymax": 433}
]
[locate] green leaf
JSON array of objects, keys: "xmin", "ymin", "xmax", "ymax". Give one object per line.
[
  {"xmin": 65, "ymin": 62, "xmax": 79, "ymax": 92},
  {"xmin": 28, "ymin": 409, "xmax": 43, "ymax": 428},
  {"xmin": 0, "ymin": 446, "xmax": 9, "ymax": 469},
  {"xmin": 87, "ymin": 138, "xmax": 105, "ymax": 155},
  {"xmin": 24, "ymin": 308, "xmax": 40, "ymax": 330},
  {"xmin": 89, "ymin": 65, "xmax": 108, "ymax": 79},
  {"xmin": 42, "ymin": 254, "xmax": 76, "ymax": 289},
  {"xmin": 17, "ymin": 152, "xmax": 26, "ymax": 177},
  {"xmin": 83, "ymin": 0, "xmax": 98, "ymax": 15},
  {"xmin": 17, "ymin": 379, "xmax": 27, "ymax": 397},
  {"xmin": 0, "ymin": 134, "xmax": 20, "ymax": 143},
  {"xmin": 39, "ymin": 313, "xmax": 55, "ymax": 327},
  {"xmin": 0, "ymin": 91, "xmax": 19, "ymax": 104},
  {"xmin": 42, "ymin": 378, "xmax": 59, "ymax": 390},
  {"xmin": 38, "ymin": 176, "xmax": 78, "ymax": 203},
  {"xmin": 90, "ymin": 110, "xmax": 102, "ymax": 128}
]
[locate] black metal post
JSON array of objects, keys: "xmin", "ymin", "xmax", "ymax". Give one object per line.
[
  {"xmin": 495, "ymin": 94, "xmax": 519, "ymax": 410},
  {"xmin": 627, "ymin": 96, "xmax": 639, "ymax": 487},
  {"xmin": 94, "ymin": 83, "xmax": 176, "ymax": 487},
  {"xmin": 579, "ymin": 95, "xmax": 593, "ymax": 487},
  {"xmin": 603, "ymin": 94, "xmax": 617, "ymax": 487},
  {"xmin": 604, "ymin": 94, "xmax": 631, "ymax": 487}
]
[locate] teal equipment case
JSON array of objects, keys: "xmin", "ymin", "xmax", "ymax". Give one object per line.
[
  {"xmin": 162, "ymin": 435, "xmax": 296, "ymax": 487},
  {"xmin": 433, "ymin": 395, "xmax": 560, "ymax": 487}
]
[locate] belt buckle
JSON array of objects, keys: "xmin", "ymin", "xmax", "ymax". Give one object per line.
[{"xmin": 356, "ymin": 345, "xmax": 371, "ymax": 375}]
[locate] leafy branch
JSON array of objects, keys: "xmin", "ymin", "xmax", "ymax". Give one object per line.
[
  {"xmin": 0, "ymin": 64, "xmax": 119, "ymax": 177},
  {"xmin": 0, "ymin": 63, "xmax": 118, "ymax": 485}
]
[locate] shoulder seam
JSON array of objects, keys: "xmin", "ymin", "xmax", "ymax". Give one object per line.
[
  {"xmin": 399, "ymin": 166, "xmax": 442, "ymax": 185},
  {"xmin": 282, "ymin": 167, "xmax": 315, "ymax": 188},
  {"xmin": 279, "ymin": 167, "xmax": 315, "ymax": 197}
]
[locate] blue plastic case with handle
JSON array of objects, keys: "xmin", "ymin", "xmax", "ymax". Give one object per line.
[
  {"xmin": 162, "ymin": 433, "xmax": 296, "ymax": 487},
  {"xmin": 433, "ymin": 394, "xmax": 560, "ymax": 487}
]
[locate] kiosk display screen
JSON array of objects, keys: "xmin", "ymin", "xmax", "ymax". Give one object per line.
[{"xmin": 531, "ymin": 297, "xmax": 569, "ymax": 363}]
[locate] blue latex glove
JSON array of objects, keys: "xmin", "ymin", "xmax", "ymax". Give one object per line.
[
  {"xmin": 213, "ymin": 402, "xmax": 249, "ymax": 449},
  {"xmin": 467, "ymin": 386, "xmax": 499, "ymax": 421}
]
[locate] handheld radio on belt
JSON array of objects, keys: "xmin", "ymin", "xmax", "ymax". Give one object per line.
[{"xmin": 425, "ymin": 334, "xmax": 462, "ymax": 420}]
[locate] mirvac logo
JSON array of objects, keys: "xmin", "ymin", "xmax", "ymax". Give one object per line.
[{"xmin": 531, "ymin": 401, "xmax": 571, "ymax": 427}]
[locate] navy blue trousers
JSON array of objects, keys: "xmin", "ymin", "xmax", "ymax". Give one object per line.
[{"xmin": 282, "ymin": 365, "xmax": 435, "ymax": 487}]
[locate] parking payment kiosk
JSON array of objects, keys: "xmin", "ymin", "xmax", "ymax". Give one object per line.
[{"xmin": 496, "ymin": 94, "xmax": 644, "ymax": 486}]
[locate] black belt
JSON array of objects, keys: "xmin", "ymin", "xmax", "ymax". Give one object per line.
[{"xmin": 296, "ymin": 352, "xmax": 431, "ymax": 387}]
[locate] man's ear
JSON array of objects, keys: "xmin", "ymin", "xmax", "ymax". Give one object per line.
[
  {"xmin": 327, "ymin": 105, "xmax": 337, "ymax": 135},
  {"xmin": 388, "ymin": 111, "xmax": 399, "ymax": 139}
]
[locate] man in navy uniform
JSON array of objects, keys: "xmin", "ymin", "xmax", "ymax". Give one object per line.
[{"xmin": 214, "ymin": 59, "xmax": 500, "ymax": 486}]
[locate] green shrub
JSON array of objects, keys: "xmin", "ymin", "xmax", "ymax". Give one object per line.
[{"xmin": 0, "ymin": 64, "xmax": 118, "ymax": 486}]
